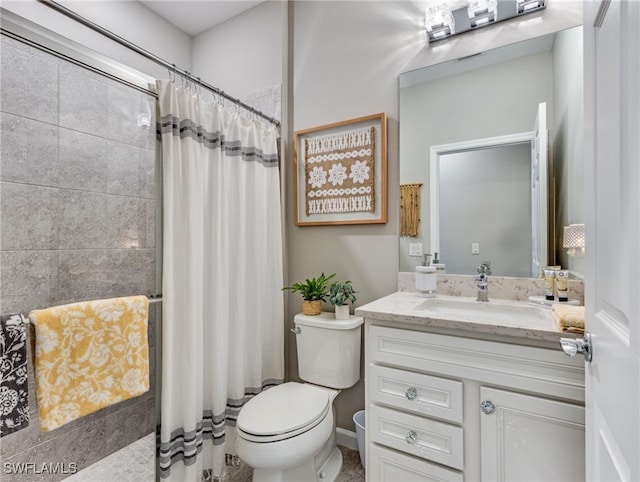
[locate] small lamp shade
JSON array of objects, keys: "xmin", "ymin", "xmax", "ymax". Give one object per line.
[{"xmin": 563, "ymin": 224, "xmax": 585, "ymax": 256}]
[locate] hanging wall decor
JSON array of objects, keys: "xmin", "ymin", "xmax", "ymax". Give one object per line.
[
  {"xmin": 294, "ymin": 113, "xmax": 387, "ymax": 226},
  {"xmin": 400, "ymin": 183, "xmax": 422, "ymax": 237}
]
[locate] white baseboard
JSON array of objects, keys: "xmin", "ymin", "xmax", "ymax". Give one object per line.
[{"xmin": 336, "ymin": 427, "xmax": 359, "ymax": 451}]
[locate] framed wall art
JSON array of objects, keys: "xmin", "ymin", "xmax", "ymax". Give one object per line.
[{"xmin": 294, "ymin": 112, "xmax": 387, "ymax": 226}]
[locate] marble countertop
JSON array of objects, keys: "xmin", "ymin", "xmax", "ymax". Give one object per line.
[{"xmin": 355, "ymin": 291, "xmax": 576, "ymax": 344}]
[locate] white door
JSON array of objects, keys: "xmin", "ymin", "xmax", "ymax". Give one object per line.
[
  {"xmin": 584, "ymin": 1, "xmax": 640, "ymax": 481},
  {"xmin": 531, "ymin": 102, "xmax": 548, "ymax": 277}
]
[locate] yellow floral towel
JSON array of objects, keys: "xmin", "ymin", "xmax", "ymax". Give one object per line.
[
  {"xmin": 552, "ymin": 303, "xmax": 585, "ymax": 334},
  {"xmin": 28, "ymin": 296, "xmax": 149, "ymax": 432}
]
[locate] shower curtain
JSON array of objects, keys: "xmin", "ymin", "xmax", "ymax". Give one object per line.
[{"xmin": 156, "ymin": 80, "xmax": 284, "ymax": 481}]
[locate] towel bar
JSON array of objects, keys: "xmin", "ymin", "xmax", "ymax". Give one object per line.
[{"xmin": 18, "ymin": 294, "xmax": 163, "ymax": 323}]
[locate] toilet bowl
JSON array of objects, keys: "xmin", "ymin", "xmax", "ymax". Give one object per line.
[
  {"xmin": 235, "ymin": 313, "xmax": 364, "ymax": 482},
  {"xmin": 236, "ymin": 382, "xmax": 340, "ymax": 482}
]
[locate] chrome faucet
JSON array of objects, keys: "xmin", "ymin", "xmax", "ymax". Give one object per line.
[{"xmin": 475, "ymin": 262, "xmax": 492, "ymax": 302}]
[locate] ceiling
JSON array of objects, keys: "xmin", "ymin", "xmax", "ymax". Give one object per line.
[{"xmin": 139, "ymin": 1, "xmax": 266, "ymax": 36}]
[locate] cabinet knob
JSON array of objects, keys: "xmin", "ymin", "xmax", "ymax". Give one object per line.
[
  {"xmin": 405, "ymin": 386, "xmax": 418, "ymax": 401},
  {"xmin": 405, "ymin": 430, "xmax": 418, "ymax": 445},
  {"xmin": 480, "ymin": 400, "xmax": 496, "ymax": 414}
]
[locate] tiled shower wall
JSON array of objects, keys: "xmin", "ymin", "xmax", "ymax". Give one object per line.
[{"xmin": 0, "ymin": 35, "xmax": 157, "ymax": 480}]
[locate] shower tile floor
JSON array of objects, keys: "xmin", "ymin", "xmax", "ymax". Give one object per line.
[
  {"xmin": 64, "ymin": 432, "xmax": 155, "ymax": 482},
  {"xmin": 63, "ymin": 433, "xmax": 364, "ymax": 482}
]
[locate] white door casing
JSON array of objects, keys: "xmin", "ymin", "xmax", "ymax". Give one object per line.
[
  {"xmin": 531, "ymin": 102, "xmax": 548, "ymax": 277},
  {"xmin": 584, "ymin": 1, "xmax": 640, "ymax": 481}
]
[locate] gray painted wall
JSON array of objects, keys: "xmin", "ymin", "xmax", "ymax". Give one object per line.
[
  {"xmin": 0, "ymin": 35, "xmax": 156, "ymax": 480},
  {"xmin": 191, "ymin": 1, "xmax": 283, "ymax": 101},
  {"xmin": 439, "ymin": 144, "xmax": 532, "ymax": 277},
  {"xmin": 552, "ymin": 26, "xmax": 584, "ymax": 274}
]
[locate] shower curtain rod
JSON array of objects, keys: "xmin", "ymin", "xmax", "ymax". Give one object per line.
[{"xmin": 37, "ymin": 0, "xmax": 280, "ymax": 128}]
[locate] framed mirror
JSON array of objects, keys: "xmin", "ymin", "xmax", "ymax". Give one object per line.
[{"xmin": 399, "ymin": 25, "xmax": 584, "ymax": 277}]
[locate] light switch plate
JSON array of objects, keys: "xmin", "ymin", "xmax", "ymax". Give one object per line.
[
  {"xmin": 409, "ymin": 243, "xmax": 423, "ymax": 257},
  {"xmin": 472, "ymin": 243, "xmax": 480, "ymax": 255}
]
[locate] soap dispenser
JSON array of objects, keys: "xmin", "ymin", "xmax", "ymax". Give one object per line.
[
  {"xmin": 432, "ymin": 252, "xmax": 446, "ymax": 273},
  {"xmin": 415, "ymin": 254, "xmax": 437, "ymax": 298}
]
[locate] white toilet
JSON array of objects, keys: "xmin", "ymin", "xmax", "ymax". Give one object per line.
[{"xmin": 236, "ymin": 312, "xmax": 364, "ymax": 482}]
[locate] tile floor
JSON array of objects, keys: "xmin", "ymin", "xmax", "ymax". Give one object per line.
[
  {"xmin": 63, "ymin": 432, "xmax": 365, "ymax": 482},
  {"xmin": 223, "ymin": 445, "xmax": 365, "ymax": 482},
  {"xmin": 64, "ymin": 432, "xmax": 155, "ymax": 481}
]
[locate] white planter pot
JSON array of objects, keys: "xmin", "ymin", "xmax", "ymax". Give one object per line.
[{"xmin": 334, "ymin": 304, "xmax": 350, "ymax": 320}]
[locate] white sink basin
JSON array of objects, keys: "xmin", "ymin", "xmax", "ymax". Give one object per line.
[{"xmin": 417, "ymin": 297, "xmax": 552, "ymax": 327}]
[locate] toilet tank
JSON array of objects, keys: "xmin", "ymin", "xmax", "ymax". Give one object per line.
[{"xmin": 294, "ymin": 312, "xmax": 364, "ymax": 389}]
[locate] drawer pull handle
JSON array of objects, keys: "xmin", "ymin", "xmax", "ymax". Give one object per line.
[
  {"xmin": 405, "ymin": 430, "xmax": 418, "ymax": 445},
  {"xmin": 405, "ymin": 387, "xmax": 418, "ymax": 401},
  {"xmin": 481, "ymin": 400, "xmax": 496, "ymax": 415}
]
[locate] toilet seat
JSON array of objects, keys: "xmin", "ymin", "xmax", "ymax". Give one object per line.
[{"xmin": 237, "ymin": 383, "xmax": 330, "ymax": 443}]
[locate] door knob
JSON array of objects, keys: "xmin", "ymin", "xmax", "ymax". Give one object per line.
[{"xmin": 560, "ymin": 332, "xmax": 592, "ymax": 362}]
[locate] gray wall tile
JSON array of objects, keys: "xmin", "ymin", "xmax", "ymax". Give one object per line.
[
  {"xmin": 55, "ymin": 129, "xmax": 107, "ymax": 192},
  {"xmin": 1, "ymin": 417, "xmax": 107, "ymax": 482},
  {"xmin": 1, "ymin": 34, "xmax": 30, "ymax": 53},
  {"xmin": 59, "ymin": 63, "xmax": 108, "ymax": 137},
  {"xmin": 0, "ymin": 113, "xmax": 58, "ymax": 185},
  {"xmin": 56, "ymin": 250, "xmax": 115, "ymax": 304},
  {"xmin": 0, "ymin": 182, "xmax": 58, "ymax": 250},
  {"xmin": 0, "ymin": 43, "xmax": 58, "ymax": 124},
  {"xmin": 142, "ymin": 198, "xmax": 156, "ymax": 249},
  {"xmin": 107, "ymin": 85, "xmax": 155, "ymax": 149},
  {"xmin": 0, "ymin": 250, "xmax": 58, "ymax": 316},
  {"xmin": 57, "ymin": 190, "xmax": 108, "ymax": 249},
  {"xmin": 140, "ymin": 147, "xmax": 156, "ymax": 199},
  {"xmin": 107, "ymin": 141, "xmax": 142, "ymax": 195},
  {"xmin": 1, "ymin": 35, "xmax": 158, "ymax": 471},
  {"xmin": 107, "ymin": 195, "xmax": 142, "ymax": 249},
  {"xmin": 109, "ymin": 249, "xmax": 156, "ymax": 297},
  {"xmin": 104, "ymin": 397, "xmax": 154, "ymax": 456}
]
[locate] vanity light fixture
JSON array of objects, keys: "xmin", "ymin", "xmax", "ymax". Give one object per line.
[
  {"xmin": 468, "ymin": 0, "xmax": 498, "ymax": 28},
  {"xmin": 516, "ymin": 0, "xmax": 545, "ymax": 14},
  {"xmin": 425, "ymin": 3, "xmax": 455, "ymax": 42},
  {"xmin": 562, "ymin": 223, "xmax": 585, "ymax": 257},
  {"xmin": 425, "ymin": 0, "xmax": 546, "ymax": 43}
]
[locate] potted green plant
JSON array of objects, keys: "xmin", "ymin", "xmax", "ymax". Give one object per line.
[
  {"xmin": 282, "ymin": 273, "xmax": 336, "ymax": 315},
  {"xmin": 328, "ymin": 280, "xmax": 357, "ymax": 320}
]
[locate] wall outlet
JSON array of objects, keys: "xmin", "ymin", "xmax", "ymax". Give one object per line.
[
  {"xmin": 409, "ymin": 243, "xmax": 423, "ymax": 257},
  {"xmin": 472, "ymin": 243, "xmax": 480, "ymax": 255}
]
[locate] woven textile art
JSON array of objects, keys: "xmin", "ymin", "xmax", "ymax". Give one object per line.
[{"xmin": 304, "ymin": 127, "xmax": 375, "ymax": 215}]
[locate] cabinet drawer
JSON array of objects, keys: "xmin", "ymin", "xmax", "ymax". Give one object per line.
[
  {"xmin": 368, "ymin": 444, "xmax": 463, "ymax": 482},
  {"xmin": 368, "ymin": 324, "xmax": 585, "ymax": 402},
  {"xmin": 368, "ymin": 364, "xmax": 463, "ymax": 424},
  {"xmin": 369, "ymin": 404, "xmax": 464, "ymax": 470}
]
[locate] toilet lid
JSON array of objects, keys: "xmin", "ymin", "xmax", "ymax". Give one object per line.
[{"xmin": 237, "ymin": 383, "xmax": 330, "ymax": 437}]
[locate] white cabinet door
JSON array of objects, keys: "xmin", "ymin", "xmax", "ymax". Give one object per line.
[{"xmin": 480, "ymin": 387, "xmax": 585, "ymax": 482}]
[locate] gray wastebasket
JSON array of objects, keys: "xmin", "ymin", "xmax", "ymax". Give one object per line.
[{"xmin": 353, "ymin": 410, "xmax": 366, "ymax": 468}]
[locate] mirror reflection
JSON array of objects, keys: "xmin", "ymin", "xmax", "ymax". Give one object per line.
[{"xmin": 399, "ymin": 26, "xmax": 584, "ymax": 277}]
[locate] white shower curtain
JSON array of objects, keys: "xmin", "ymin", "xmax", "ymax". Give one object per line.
[{"xmin": 156, "ymin": 80, "xmax": 284, "ymax": 481}]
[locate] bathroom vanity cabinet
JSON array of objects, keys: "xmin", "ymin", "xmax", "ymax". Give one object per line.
[{"xmin": 358, "ymin": 294, "xmax": 586, "ymax": 482}]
